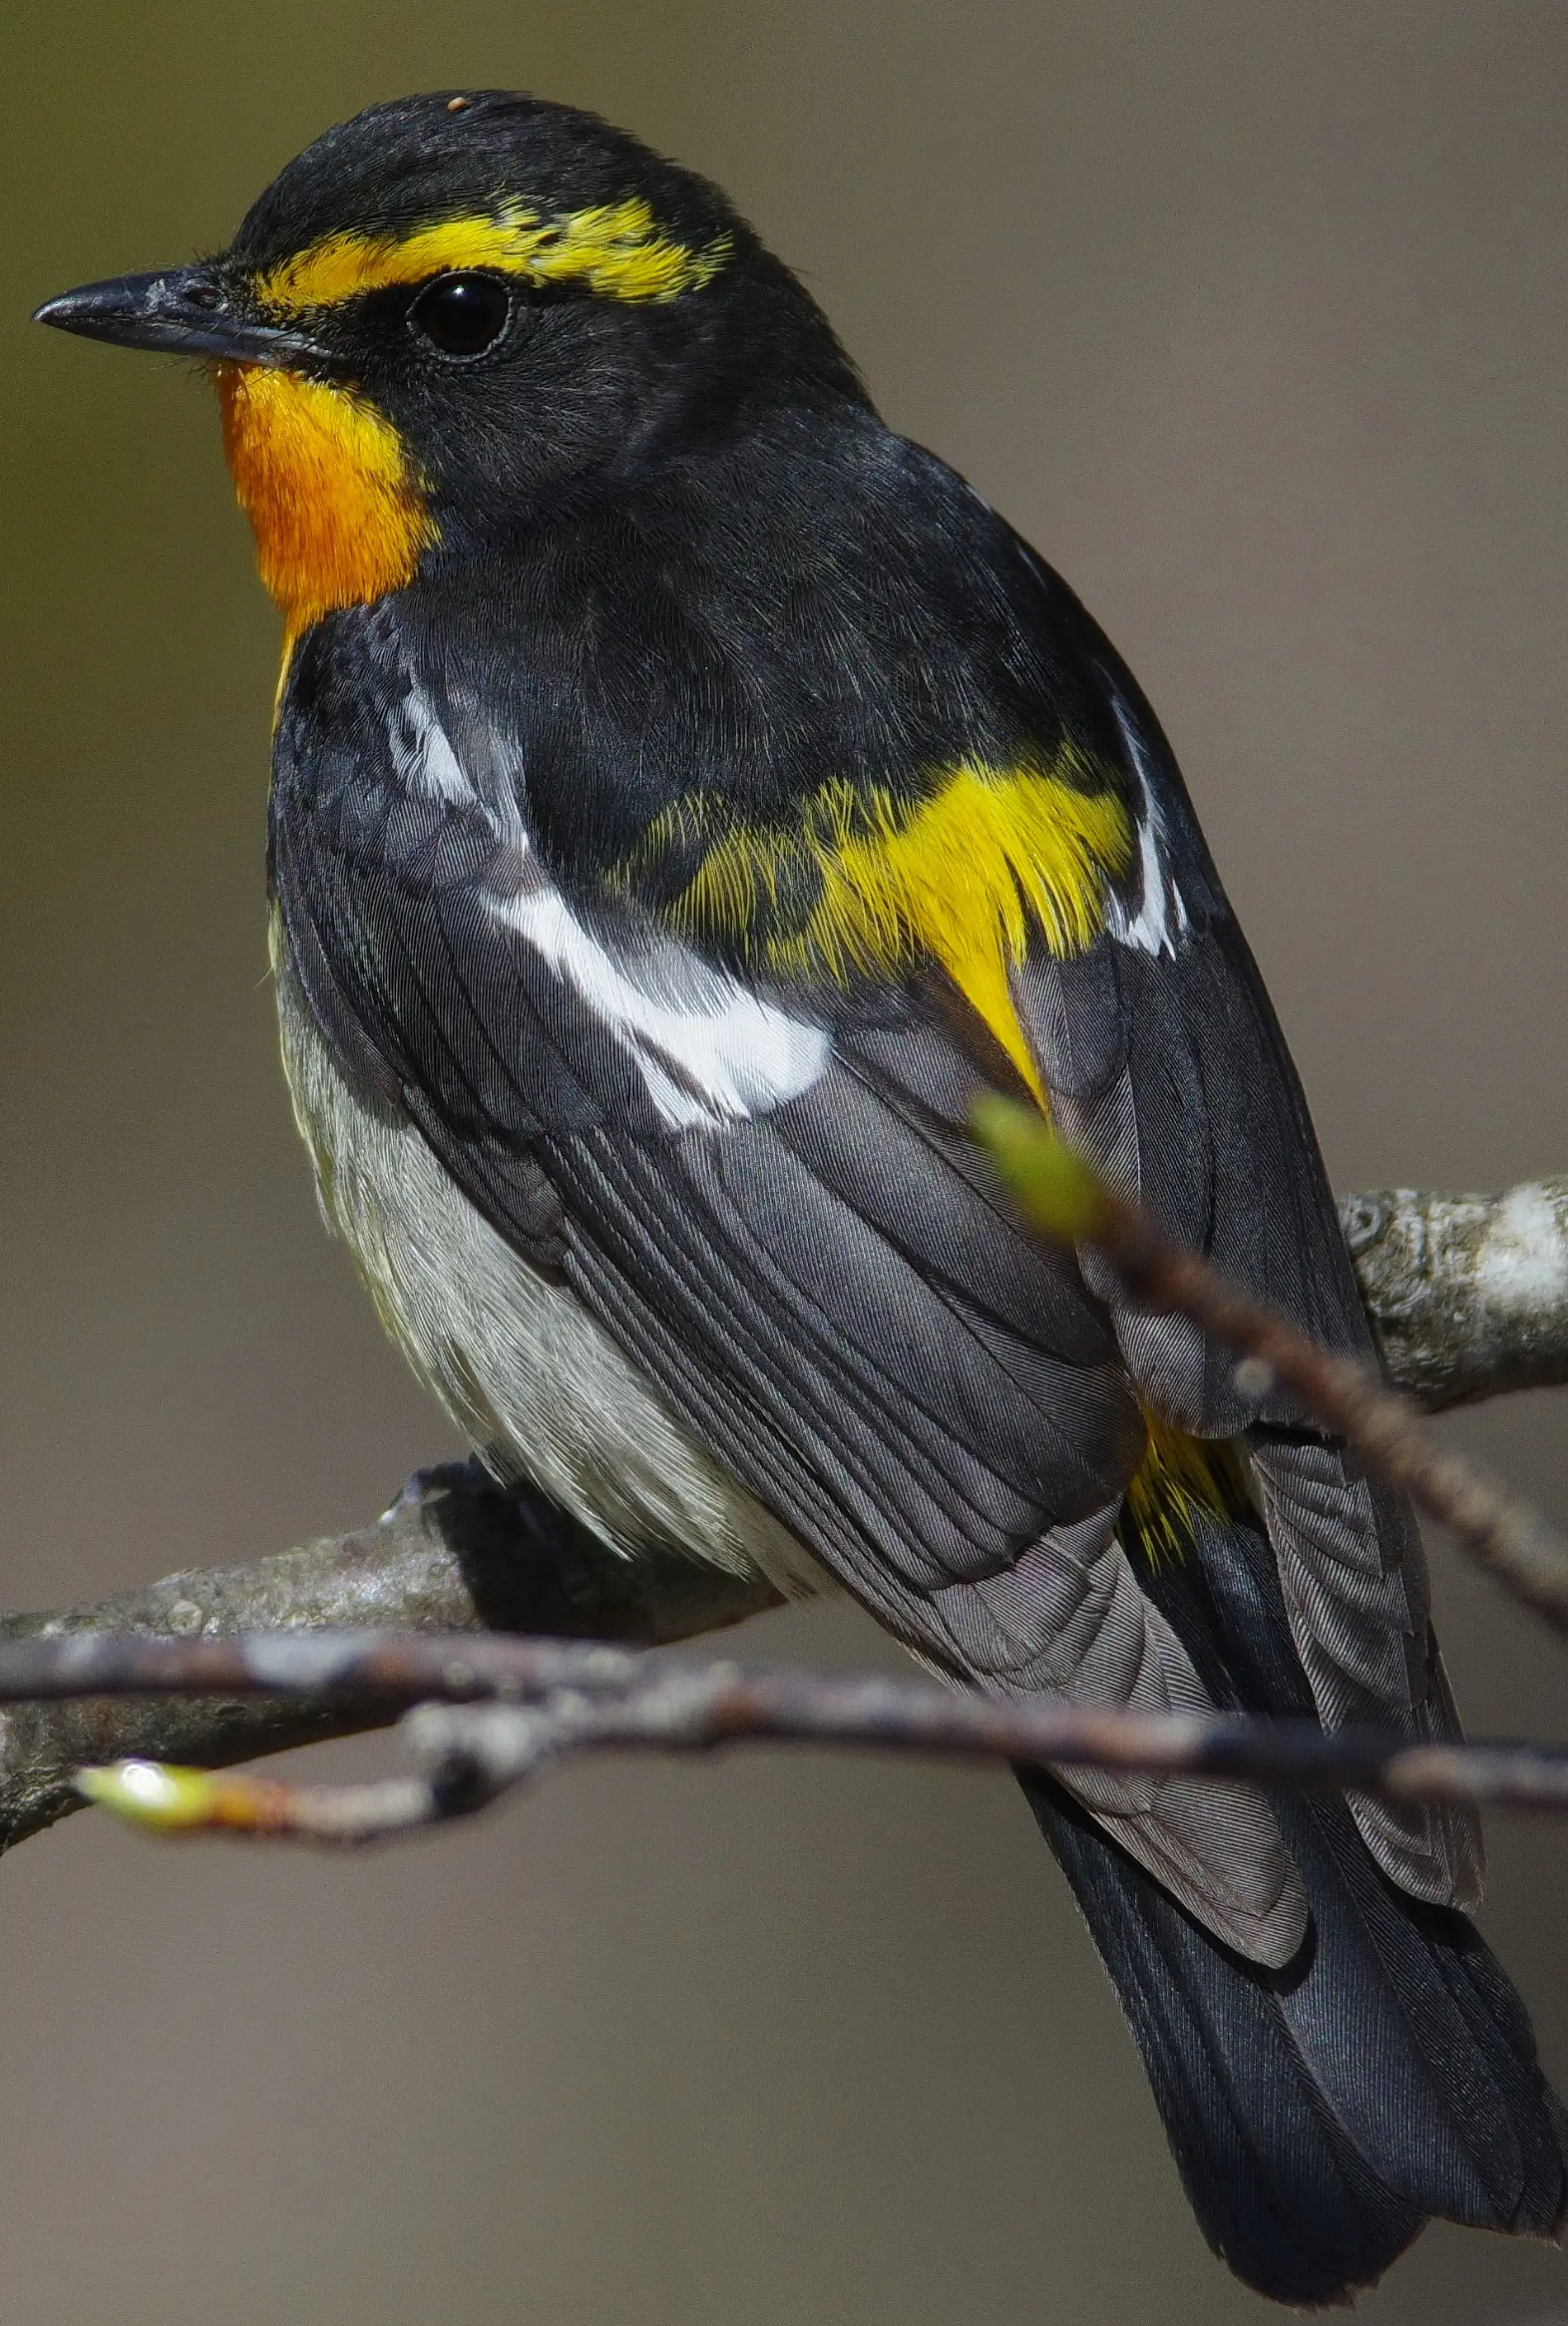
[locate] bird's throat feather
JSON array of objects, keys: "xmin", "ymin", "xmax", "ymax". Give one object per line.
[{"xmin": 215, "ymin": 365, "xmax": 435, "ymax": 645}]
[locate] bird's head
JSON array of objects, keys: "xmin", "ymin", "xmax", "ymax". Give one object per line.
[{"xmin": 35, "ymin": 92, "xmax": 860, "ymax": 640}]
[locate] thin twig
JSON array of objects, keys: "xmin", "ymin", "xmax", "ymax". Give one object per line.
[
  {"xmin": 58, "ymin": 1644, "xmax": 1568, "ymax": 1845},
  {"xmin": 0, "ymin": 1463, "xmax": 777, "ymax": 1858},
  {"xmin": 979, "ymin": 1104, "xmax": 1568, "ymax": 1638}
]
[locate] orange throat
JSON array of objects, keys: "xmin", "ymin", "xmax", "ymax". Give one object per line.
[{"xmin": 215, "ymin": 364, "xmax": 435, "ymax": 648}]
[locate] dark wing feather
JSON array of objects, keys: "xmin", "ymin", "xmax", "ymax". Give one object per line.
[
  {"xmin": 293, "ymin": 503, "xmax": 1475, "ymax": 1917},
  {"xmin": 271, "ymin": 612, "xmax": 1302, "ymax": 1960},
  {"xmin": 1008, "ymin": 569, "xmax": 1481, "ymax": 1908},
  {"xmin": 545, "ymin": 1084, "xmax": 1306, "ymax": 1961},
  {"xmin": 272, "ymin": 579, "xmax": 1466, "ymax": 1936}
]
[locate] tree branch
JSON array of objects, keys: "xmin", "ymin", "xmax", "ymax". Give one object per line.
[
  {"xmin": 1342, "ymin": 1175, "xmax": 1568, "ymax": 1410},
  {"xmin": 0, "ymin": 1465, "xmax": 776, "ymax": 1856},
  {"xmin": 0, "ymin": 1169, "xmax": 1564, "ymax": 1861},
  {"xmin": 19, "ymin": 1633, "xmax": 1568, "ymax": 1846}
]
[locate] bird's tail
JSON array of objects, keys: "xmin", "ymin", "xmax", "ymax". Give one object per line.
[{"xmin": 1018, "ymin": 1513, "xmax": 1568, "ymax": 2307}]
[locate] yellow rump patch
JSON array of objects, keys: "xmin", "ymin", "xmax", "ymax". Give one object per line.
[
  {"xmin": 635, "ymin": 764, "xmax": 1131, "ymax": 1104},
  {"xmin": 215, "ymin": 365, "xmax": 436, "ymax": 645},
  {"xmin": 257, "ymin": 198, "xmax": 732, "ymax": 313},
  {"xmin": 1123, "ymin": 1411, "xmax": 1250, "ymax": 1567}
]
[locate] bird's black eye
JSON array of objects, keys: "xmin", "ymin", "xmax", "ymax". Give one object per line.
[{"xmin": 409, "ymin": 272, "xmax": 512, "ymax": 358}]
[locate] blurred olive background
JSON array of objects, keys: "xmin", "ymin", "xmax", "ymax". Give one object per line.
[{"xmin": 2, "ymin": 2, "xmax": 1566, "ymax": 2321}]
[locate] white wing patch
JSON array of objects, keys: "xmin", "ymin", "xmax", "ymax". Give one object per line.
[
  {"xmin": 385, "ymin": 681, "xmax": 831, "ymax": 1132},
  {"xmin": 388, "ymin": 683, "xmax": 475, "ymax": 804},
  {"xmin": 1103, "ymin": 693, "xmax": 1191, "ymax": 959},
  {"xmin": 492, "ymin": 865, "xmax": 831, "ymax": 1130}
]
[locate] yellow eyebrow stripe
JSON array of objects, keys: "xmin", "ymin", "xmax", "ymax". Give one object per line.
[{"xmin": 257, "ymin": 198, "xmax": 732, "ymax": 311}]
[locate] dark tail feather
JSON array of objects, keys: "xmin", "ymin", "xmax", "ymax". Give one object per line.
[
  {"xmin": 1018, "ymin": 1516, "xmax": 1568, "ymax": 2307},
  {"xmin": 1025, "ymin": 1772, "xmax": 1424, "ymax": 2305}
]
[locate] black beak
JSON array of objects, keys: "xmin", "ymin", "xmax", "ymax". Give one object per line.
[{"xmin": 33, "ymin": 265, "xmax": 328, "ymax": 368}]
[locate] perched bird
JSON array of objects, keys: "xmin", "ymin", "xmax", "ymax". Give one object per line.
[{"xmin": 36, "ymin": 91, "xmax": 1566, "ymax": 2304}]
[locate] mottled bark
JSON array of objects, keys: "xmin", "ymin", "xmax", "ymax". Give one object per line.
[{"xmin": 1344, "ymin": 1178, "xmax": 1568, "ymax": 1410}]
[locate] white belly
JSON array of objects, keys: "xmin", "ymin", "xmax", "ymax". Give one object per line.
[{"xmin": 273, "ymin": 938, "xmax": 828, "ymax": 1600}]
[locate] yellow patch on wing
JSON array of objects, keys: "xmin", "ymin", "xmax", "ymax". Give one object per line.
[
  {"xmin": 215, "ymin": 364, "xmax": 436, "ymax": 644},
  {"xmin": 1122, "ymin": 1411, "xmax": 1251, "ymax": 1568},
  {"xmin": 636, "ymin": 764, "xmax": 1131, "ymax": 1103},
  {"xmin": 257, "ymin": 198, "xmax": 732, "ymax": 313}
]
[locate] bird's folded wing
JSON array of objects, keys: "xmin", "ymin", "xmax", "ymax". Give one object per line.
[
  {"xmin": 270, "ymin": 615, "xmax": 1303, "ymax": 1960},
  {"xmin": 538, "ymin": 1090, "xmax": 1305, "ymax": 1964},
  {"xmin": 1007, "ymin": 578, "xmax": 1482, "ymax": 1908}
]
